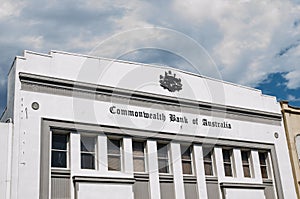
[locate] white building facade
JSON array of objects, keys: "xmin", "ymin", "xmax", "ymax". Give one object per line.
[{"xmin": 0, "ymin": 50, "xmax": 297, "ymax": 199}]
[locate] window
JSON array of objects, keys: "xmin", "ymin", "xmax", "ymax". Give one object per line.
[
  {"xmin": 181, "ymin": 145, "xmax": 193, "ymax": 175},
  {"xmin": 241, "ymin": 150, "xmax": 251, "ymax": 178},
  {"xmin": 203, "ymin": 147, "xmax": 214, "ymax": 176},
  {"xmin": 295, "ymin": 135, "xmax": 300, "ymax": 162},
  {"xmin": 157, "ymin": 143, "xmax": 170, "ymax": 173},
  {"xmin": 81, "ymin": 136, "xmax": 97, "ymax": 170},
  {"xmin": 51, "ymin": 133, "xmax": 69, "ymax": 168},
  {"xmin": 259, "ymin": 152, "xmax": 269, "ymax": 179},
  {"xmin": 132, "ymin": 141, "xmax": 146, "ymax": 172},
  {"xmin": 107, "ymin": 138, "xmax": 122, "ymax": 171},
  {"xmin": 223, "ymin": 149, "xmax": 233, "ymax": 177}
]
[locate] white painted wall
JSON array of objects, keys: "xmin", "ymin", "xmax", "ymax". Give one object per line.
[
  {"xmin": 224, "ymin": 188, "xmax": 265, "ymax": 199},
  {"xmin": 17, "ymin": 50, "xmax": 280, "ymax": 114},
  {"xmin": 77, "ymin": 183, "xmax": 134, "ymax": 199},
  {"xmin": 0, "ymin": 123, "xmax": 13, "ymax": 199}
]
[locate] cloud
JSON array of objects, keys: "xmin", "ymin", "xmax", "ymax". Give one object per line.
[
  {"xmin": 287, "ymin": 94, "xmax": 296, "ymax": 101},
  {"xmin": 20, "ymin": 35, "xmax": 44, "ymax": 50},
  {"xmin": 0, "ymin": 0, "xmax": 26, "ymax": 20},
  {"xmin": 285, "ymin": 70, "xmax": 300, "ymax": 89},
  {"xmin": 287, "ymin": 94, "xmax": 300, "ymax": 102},
  {"xmin": 1, "ymin": 0, "xmax": 300, "ymax": 111}
]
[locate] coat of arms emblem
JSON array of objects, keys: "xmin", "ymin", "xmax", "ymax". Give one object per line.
[{"xmin": 159, "ymin": 70, "xmax": 182, "ymax": 92}]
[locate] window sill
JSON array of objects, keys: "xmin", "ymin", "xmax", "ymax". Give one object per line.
[
  {"xmin": 134, "ymin": 173, "xmax": 149, "ymax": 181},
  {"xmin": 205, "ymin": 176, "xmax": 218, "ymax": 182},
  {"xmin": 220, "ymin": 182, "xmax": 266, "ymax": 189},
  {"xmin": 73, "ymin": 176, "xmax": 135, "ymax": 184},
  {"xmin": 51, "ymin": 168, "xmax": 71, "ymax": 177},
  {"xmin": 159, "ymin": 174, "xmax": 174, "ymax": 182},
  {"xmin": 183, "ymin": 175, "xmax": 197, "ymax": 183}
]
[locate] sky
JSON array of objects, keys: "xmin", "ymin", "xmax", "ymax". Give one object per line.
[{"xmin": 0, "ymin": 0, "xmax": 300, "ymax": 113}]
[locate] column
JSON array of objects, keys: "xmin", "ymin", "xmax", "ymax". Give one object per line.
[
  {"xmin": 233, "ymin": 148, "xmax": 243, "ymax": 179},
  {"xmin": 170, "ymin": 142, "xmax": 185, "ymax": 199},
  {"xmin": 251, "ymin": 150, "xmax": 262, "ymax": 180},
  {"xmin": 70, "ymin": 132, "xmax": 80, "ymax": 199},
  {"xmin": 147, "ymin": 140, "xmax": 161, "ymax": 199},
  {"xmin": 98, "ymin": 133, "xmax": 108, "ymax": 172},
  {"xmin": 193, "ymin": 144, "xmax": 208, "ymax": 199},
  {"xmin": 123, "ymin": 137, "xmax": 133, "ymax": 174},
  {"xmin": 214, "ymin": 147, "xmax": 224, "ymax": 177}
]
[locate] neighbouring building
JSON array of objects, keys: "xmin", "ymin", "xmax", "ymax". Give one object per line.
[
  {"xmin": 280, "ymin": 101, "xmax": 300, "ymax": 198},
  {"xmin": 0, "ymin": 50, "xmax": 297, "ymax": 199}
]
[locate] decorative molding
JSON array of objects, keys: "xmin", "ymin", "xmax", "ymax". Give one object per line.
[{"xmin": 19, "ymin": 72, "xmax": 282, "ymax": 122}]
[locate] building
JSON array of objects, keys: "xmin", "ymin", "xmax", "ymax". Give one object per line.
[
  {"xmin": 0, "ymin": 50, "xmax": 297, "ymax": 199},
  {"xmin": 280, "ymin": 101, "xmax": 300, "ymax": 198}
]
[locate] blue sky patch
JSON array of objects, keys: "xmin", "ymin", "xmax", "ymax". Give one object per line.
[{"xmin": 256, "ymin": 72, "xmax": 300, "ymax": 107}]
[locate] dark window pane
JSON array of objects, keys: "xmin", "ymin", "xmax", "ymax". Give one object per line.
[
  {"xmin": 158, "ymin": 159, "xmax": 169, "ymax": 173},
  {"xmin": 261, "ymin": 166, "xmax": 268, "ymax": 178},
  {"xmin": 133, "ymin": 142, "xmax": 144, "ymax": 156},
  {"xmin": 182, "ymin": 161, "xmax": 192, "ymax": 174},
  {"xmin": 181, "ymin": 146, "xmax": 191, "ymax": 160},
  {"xmin": 203, "ymin": 152, "xmax": 212, "ymax": 161},
  {"xmin": 202, "ymin": 147, "xmax": 213, "ymax": 157},
  {"xmin": 259, "ymin": 153, "xmax": 267, "ymax": 165},
  {"xmin": 51, "ymin": 151, "xmax": 67, "ymax": 168},
  {"xmin": 108, "ymin": 156, "xmax": 121, "ymax": 171},
  {"xmin": 52, "ymin": 134, "xmax": 67, "ymax": 150},
  {"xmin": 133, "ymin": 158, "xmax": 145, "ymax": 172},
  {"xmin": 204, "ymin": 163, "xmax": 213, "ymax": 176},
  {"xmin": 108, "ymin": 139, "xmax": 121, "ymax": 155},
  {"xmin": 157, "ymin": 144, "xmax": 168, "ymax": 158},
  {"xmin": 243, "ymin": 165, "xmax": 251, "ymax": 177},
  {"xmin": 224, "ymin": 164, "xmax": 232, "ymax": 176},
  {"xmin": 81, "ymin": 153, "xmax": 95, "ymax": 169},
  {"xmin": 223, "ymin": 150, "xmax": 231, "ymax": 162},
  {"xmin": 81, "ymin": 136, "xmax": 96, "ymax": 152},
  {"xmin": 241, "ymin": 151, "xmax": 249, "ymax": 163}
]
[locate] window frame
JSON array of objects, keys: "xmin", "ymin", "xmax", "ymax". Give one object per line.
[
  {"xmin": 295, "ymin": 135, "xmax": 300, "ymax": 162},
  {"xmin": 107, "ymin": 137, "xmax": 123, "ymax": 171},
  {"xmin": 51, "ymin": 131, "xmax": 70, "ymax": 169},
  {"xmin": 222, "ymin": 148, "xmax": 234, "ymax": 177},
  {"xmin": 241, "ymin": 150, "xmax": 252, "ymax": 178},
  {"xmin": 203, "ymin": 147, "xmax": 214, "ymax": 176},
  {"xmin": 157, "ymin": 143, "xmax": 171, "ymax": 174},
  {"xmin": 132, "ymin": 140, "xmax": 147, "ymax": 173},
  {"xmin": 80, "ymin": 134, "xmax": 97, "ymax": 170},
  {"xmin": 259, "ymin": 151, "xmax": 269, "ymax": 179},
  {"xmin": 181, "ymin": 145, "xmax": 194, "ymax": 175}
]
